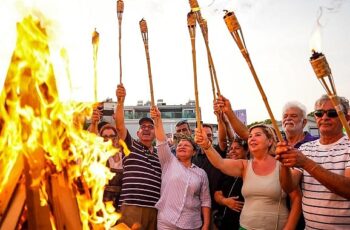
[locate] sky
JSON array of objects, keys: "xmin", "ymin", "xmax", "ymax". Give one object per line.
[{"xmin": 0, "ymin": 0, "xmax": 349, "ymax": 124}]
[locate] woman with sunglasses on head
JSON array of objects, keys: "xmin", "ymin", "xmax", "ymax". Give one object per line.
[
  {"xmin": 195, "ymin": 119, "xmax": 300, "ymax": 230},
  {"xmin": 99, "ymin": 124, "xmax": 123, "ymax": 210},
  {"xmin": 213, "ymin": 137, "xmax": 248, "ymax": 230},
  {"xmin": 150, "ymin": 106, "xmax": 211, "ymax": 230}
]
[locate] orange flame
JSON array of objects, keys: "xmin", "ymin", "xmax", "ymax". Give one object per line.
[{"xmin": 0, "ymin": 15, "xmax": 119, "ymax": 228}]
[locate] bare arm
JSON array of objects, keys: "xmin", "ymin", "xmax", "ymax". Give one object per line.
[
  {"xmin": 216, "ymin": 111, "xmax": 229, "ymax": 152},
  {"xmin": 87, "ymin": 103, "xmax": 102, "ymax": 134},
  {"xmin": 283, "ymin": 188, "xmax": 302, "ymax": 230},
  {"xmin": 201, "ymin": 206, "xmax": 210, "ymax": 230},
  {"xmin": 214, "ymin": 190, "xmax": 244, "ymax": 212},
  {"xmin": 303, "ymin": 158, "xmax": 350, "ymax": 199},
  {"xmin": 215, "ymin": 95, "xmax": 249, "ymax": 140},
  {"xmin": 195, "ymin": 128, "xmax": 245, "ymax": 177},
  {"xmin": 115, "ymin": 84, "xmax": 127, "ymax": 140}
]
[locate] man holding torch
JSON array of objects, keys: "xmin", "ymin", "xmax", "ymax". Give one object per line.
[
  {"xmin": 115, "ymin": 84, "xmax": 161, "ymax": 230},
  {"xmin": 277, "ymin": 95, "xmax": 350, "ymax": 229}
]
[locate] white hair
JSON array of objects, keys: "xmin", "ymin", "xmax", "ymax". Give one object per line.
[
  {"xmin": 282, "ymin": 101, "xmax": 307, "ymax": 119},
  {"xmin": 315, "ymin": 94, "xmax": 350, "ymax": 114}
]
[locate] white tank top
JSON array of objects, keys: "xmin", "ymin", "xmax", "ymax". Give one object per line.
[{"xmin": 240, "ymin": 160, "xmax": 289, "ymax": 230}]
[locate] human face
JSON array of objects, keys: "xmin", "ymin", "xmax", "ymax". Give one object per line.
[
  {"xmin": 101, "ymin": 129, "xmax": 119, "ymax": 147},
  {"xmin": 203, "ymin": 126, "xmax": 213, "ymax": 143},
  {"xmin": 176, "ymin": 123, "xmax": 191, "ymax": 136},
  {"xmin": 176, "ymin": 139, "xmax": 195, "ymax": 161},
  {"xmin": 227, "ymin": 141, "xmax": 247, "ymax": 160},
  {"xmin": 282, "ymin": 107, "xmax": 305, "ymax": 135},
  {"xmin": 314, "ymin": 100, "xmax": 343, "ymax": 137},
  {"xmin": 248, "ymin": 127, "xmax": 272, "ymax": 154},
  {"xmin": 137, "ymin": 121, "xmax": 155, "ymax": 142}
]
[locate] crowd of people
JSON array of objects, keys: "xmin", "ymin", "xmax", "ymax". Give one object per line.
[{"xmin": 87, "ymin": 84, "xmax": 350, "ymax": 230}]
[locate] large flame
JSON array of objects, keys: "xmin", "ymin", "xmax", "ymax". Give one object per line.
[{"xmin": 0, "ymin": 15, "xmax": 119, "ymax": 229}]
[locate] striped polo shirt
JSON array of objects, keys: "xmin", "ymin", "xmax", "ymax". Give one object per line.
[
  {"xmin": 119, "ymin": 131, "xmax": 161, "ymax": 208},
  {"xmin": 299, "ymin": 136, "xmax": 350, "ymax": 229}
]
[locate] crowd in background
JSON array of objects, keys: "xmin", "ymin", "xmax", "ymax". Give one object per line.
[{"xmin": 87, "ymin": 84, "xmax": 350, "ymax": 230}]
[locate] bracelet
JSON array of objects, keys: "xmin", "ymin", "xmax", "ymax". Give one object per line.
[{"xmin": 202, "ymin": 141, "xmax": 212, "ymax": 150}]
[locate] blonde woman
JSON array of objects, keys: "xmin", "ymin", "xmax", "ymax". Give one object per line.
[{"xmin": 195, "ymin": 124, "xmax": 299, "ymax": 230}]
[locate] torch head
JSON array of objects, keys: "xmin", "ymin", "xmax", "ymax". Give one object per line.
[
  {"xmin": 189, "ymin": 0, "xmax": 200, "ymax": 11},
  {"xmin": 224, "ymin": 11, "xmax": 241, "ymax": 32},
  {"xmin": 187, "ymin": 11, "xmax": 196, "ymax": 28},
  {"xmin": 310, "ymin": 51, "xmax": 332, "ymax": 79},
  {"xmin": 92, "ymin": 28, "xmax": 99, "ymax": 45},
  {"xmin": 117, "ymin": 0, "xmax": 124, "ymax": 13},
  {"xmin": 139, "ymin": 18, "xmax": 148, "ymax": 34}
]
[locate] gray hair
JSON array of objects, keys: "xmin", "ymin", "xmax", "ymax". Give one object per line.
[
  {"xmin": 315, "ymin": 94, "xmax": 349, "ymax": 114},
  {"xmin": 282, "ymin": 101, "xmax": 307, "ymax": 119}
]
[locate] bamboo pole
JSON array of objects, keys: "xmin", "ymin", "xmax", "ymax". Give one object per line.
[
  {"xmin": 139, "ymin": 19, "xmax": 155, "ymax": 107},
  {"xmin": 188, "ymin": 0, "xmax": 221, "ymax": 99},
  {"xmin": 117, "ymin": 0, "xmax": 124, "ymax": 84},
  {"xmin": 187, "ymin": 12, "xmax": 202, "ymax": 130},
  {"xmin": 92, "ymin": 28, "xmax": 100, "ymax": 102},
  {"xmin": 223, "ymin": 11, "xmax": 284, "ymax": 142},
  {"xmin": 310, "ymin": 51, "xmax": 350, "ymax": 138}
]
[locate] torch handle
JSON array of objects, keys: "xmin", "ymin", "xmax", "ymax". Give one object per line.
[
  {"xmin": 118, "ymin": 19, "xmax": 122, "ymax": 84},
  {"xmin": 245, "ymin": 53, "xmax": 284, "ymax": 142},
  {"xmin": 188, "ymin": 28, "xmax": 202, "ymax": 130},
  {"xmin": 329, "ymin": 96, "xmax": 350, "ymax": 139},
  {"xmin": 143, "ymin": 43, "xmax": 155, "ymax": 107},
  {"xmin": 93, "ymin": 44, "xmax": 98, "ymax": 102}
]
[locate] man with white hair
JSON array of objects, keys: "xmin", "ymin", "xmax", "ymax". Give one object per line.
[{"xmin": 282, "ymin": 101, "xmax": 318, "ymax": 148}]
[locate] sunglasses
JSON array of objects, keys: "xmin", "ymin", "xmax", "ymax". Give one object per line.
[{"xmin": 314, "ymin": 109, "xmax": 338, "ymax": 118}]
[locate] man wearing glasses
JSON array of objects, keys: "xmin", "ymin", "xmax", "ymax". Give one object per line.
[
  {"xmin": 277, "ymin": 94, "xmax": 350, "ymax": 229},
  {"xmin": 115, "ymin": 84, "xmax": 161, "ymax": 230}
]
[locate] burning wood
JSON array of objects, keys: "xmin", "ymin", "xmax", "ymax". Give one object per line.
[
  {"xmin": 223, "ymin": 11, "xmax": 284, "ymax": 142},
  {"xmin": 309, "ymin": 51, "xmax": 350, "ymax": 138},
  {"xmin": 0, "ymin": 15, "xmax": 119, "ymax": 229}
]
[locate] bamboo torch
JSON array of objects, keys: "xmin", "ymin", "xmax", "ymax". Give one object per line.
[
  {"xmin": 188, "ymin": 0, "xmax": 221, "ymax": 99},
  {"xmin": 223, "ymin": 11, "xmax": 283, "ymax": 142},
  {"xmin": 117, "ymin": 0, "xmax": 124, "ymax": 84},
  {"xmin": 187, "ymin": 11, "xmax": 202, "ymax": 130},
  {"xmin": 92, "ymin": 28, "xmax": 100, "ymax": 102},
  {"xmin": 139, "ymin": 19, "xmax": 155, "ymax": 107},
  {"xmin": 309, "ymin": 51, "xmax": 350, "ymax": 138}
]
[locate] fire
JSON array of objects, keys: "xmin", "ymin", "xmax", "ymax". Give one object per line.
[{"xmin": 0, "ymin": 15, "xmax": 120, "ymax": 229}]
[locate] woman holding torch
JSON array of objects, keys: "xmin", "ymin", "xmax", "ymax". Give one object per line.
[
  {"xmin": 195, "ymin": 97, "xmax": 300, "ymax": 230},
  {"xmin": 150, "ymin": 106, "xmax": 211, "ymax": 230}
]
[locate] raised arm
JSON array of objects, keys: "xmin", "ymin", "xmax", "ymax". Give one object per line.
[
  {"xmin": 214, "ymin": 102, "xmax": 228, "ymax": 152},
  {"xmin": 115, "ymin": 84, "xmax": 127, "ymax": 140},
  {"xmin": 215, "ymin": 95, "xmax": 249, "ymax": 140},
  {"xmin": 150, "ymin": 106, "xmax": 166, "ymax": 142},
  {"xmin": 195, "ymin": 128, "xmax": 245, "ymax": 177},
  {"xmin": 87, "ymin": 103, "xmax": 102, "ymax": 134}
]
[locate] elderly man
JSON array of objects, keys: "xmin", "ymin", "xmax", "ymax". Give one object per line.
[
  {"xmin": 115, "ymin": 84, "xmax": 161, "ymax": 230},
  {"xmin": 282, "ymin": 101, "xmax": 318, "ymax": 147},
  {"xmin": 278, "ymin": 95, "xmax": 350, "ymax": 229}
]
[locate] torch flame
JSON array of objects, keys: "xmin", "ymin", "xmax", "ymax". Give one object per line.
[{"xmin": 0, "ymin": 15, "xmax": 119, "ymax": 229}]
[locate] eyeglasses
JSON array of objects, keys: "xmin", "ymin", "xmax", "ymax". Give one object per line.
[
  {"xmin": 314, "ymin": 109, "xmax": 338, "ymax": 118},
  {"xmin": 140, "ymin": 124, "xmax": 154, "ymax": 130},
  {"xmin": 102, "ymin": 135, "xmax": 118, "ymax": 141}
]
